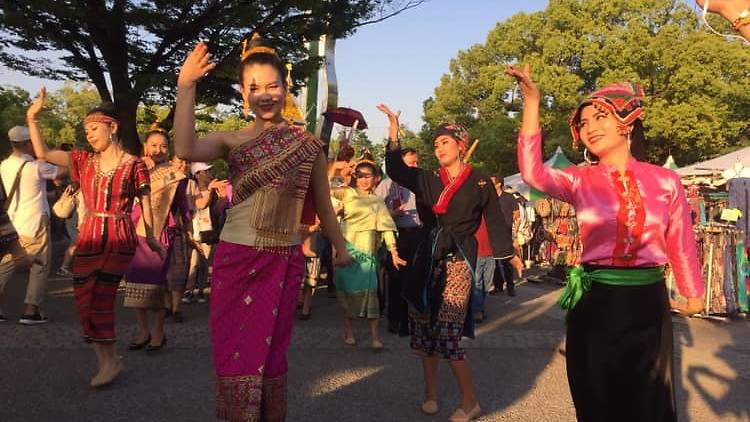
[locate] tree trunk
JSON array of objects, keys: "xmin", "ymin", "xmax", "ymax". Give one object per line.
[{"xmin": 115, "ymin": 97, "xmax": 142, "ymax": 156}]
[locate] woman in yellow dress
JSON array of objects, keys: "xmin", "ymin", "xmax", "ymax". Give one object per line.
[{"xmin": 333, "ymin": 160, "xmax": 406, "ymax": 349}]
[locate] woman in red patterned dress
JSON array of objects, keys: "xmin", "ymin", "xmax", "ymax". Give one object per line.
[{"xmin": 26, "ymin": 90, "xmax": 164, "ymax": 388}]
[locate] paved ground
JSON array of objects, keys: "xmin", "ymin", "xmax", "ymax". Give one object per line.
[{"xmin": 0, "ymin": 242, "xmax": 748, "ymax": 421}]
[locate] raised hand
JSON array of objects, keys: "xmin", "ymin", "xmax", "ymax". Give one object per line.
[
  {"xmin": 377, "ymin": 104, "xmax": 401, "ymax": 141},
  {"xmin": 27, "ymin": 87, "xmax": 47, "ymax": 120},
  {"xmin": 376, "ymin": 104, "xmax": 401, "ymax": 124},
  {"xmin": 177, "ymin": 42, "xmax": 217, "ymax": 88},
  {"xmin": 505, "ymin": 64, "xmax": 540, "ymax": 103}
]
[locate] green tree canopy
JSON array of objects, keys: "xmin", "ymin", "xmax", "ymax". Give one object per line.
[
  {"xmin": 423, "ymin": 0, "xmax": 750, "ymax": 175},
  {"xmin": 0, "ymin": 0, "xmax": 426, "ymax": 154}
]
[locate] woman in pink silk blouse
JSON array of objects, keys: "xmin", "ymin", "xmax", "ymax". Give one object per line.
[{"xmin": 507, "ymin": 64, "xmax": 704, "ymax": 422}]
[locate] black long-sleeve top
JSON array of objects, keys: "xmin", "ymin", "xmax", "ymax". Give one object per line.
[{"xmin": 385, "ymin": 143, "xmax": 515, "ymax": 267}]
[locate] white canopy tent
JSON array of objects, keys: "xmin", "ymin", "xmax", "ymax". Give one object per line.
[{"xmin": 676, "ymin": 146, "xmax": 750, "ymax": 177}]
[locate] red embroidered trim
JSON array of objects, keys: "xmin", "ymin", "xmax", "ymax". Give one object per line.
[
  {"xmin": 432, "ymin": 165, "xmax": 473, "ymax": 215},
  {"xmin": 611, "ymin": 170, "xmax": 646, "ymax": 266}
]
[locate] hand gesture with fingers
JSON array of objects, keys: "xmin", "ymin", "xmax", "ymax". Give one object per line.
[
  {"xmin": 178, "ymin": 42, "xmax": 217, "ymax": 88},
  {"xmin": 27, "ymin": 87, "xmax": 47, "ymax": 120},
  {"xmin": 505, "ymin": 64, "xmax": 540, "ymax": 103},
  {"xmin": 376, "ymin": 104, "xmax": 401, "ymax": 125},
  {"xmin": 377, "ymin": 104, "xmax": 401, "ymax": 141}
]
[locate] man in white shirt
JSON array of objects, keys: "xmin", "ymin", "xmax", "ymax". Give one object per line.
[{"xmin": 0, "ymin": 126, "xmax": 62, "ymax": 324}]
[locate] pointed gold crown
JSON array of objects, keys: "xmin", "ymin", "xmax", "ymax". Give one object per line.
[
  {"xmin": 148, "ymin": 120, "xmax": 167, "ymax": 134},
  {"xmin": 240, "ymin": 33, "xmax": 278, "ymax": 62},
  {"xmin": 356, "ymin": 149, "xmax": 377, "ymax": 167}
]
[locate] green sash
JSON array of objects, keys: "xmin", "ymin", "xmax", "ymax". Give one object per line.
[{"xmin": 557, "ymin": 266, "xmax": 665, "ymax": 311}]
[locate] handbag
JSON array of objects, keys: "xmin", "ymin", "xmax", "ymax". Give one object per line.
[
  {"xmin": 0, "ymin": 161, "xmax": 29, "ymax": 246},
  {"xmin": 198, "ymin": 230, "xmax": 220, "ymax": 245},
  {"xmin": 52, "ymin": 184, "xmax": 78, "ymax": 219}
]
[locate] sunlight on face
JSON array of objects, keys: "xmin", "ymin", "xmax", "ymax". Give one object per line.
[
  {"xmin": 433, "ymin": 135, "xmax": 461, "ymax": 167},
  {"xmin": 84, "ymin": 118, "xmax": 117, "ymax": 153},
  {"xmin": 241, "ymin": 63, "xmax": 286, "ymax": 122},
  {"xmin": 577, "ymin": 105, "xmax": 629, "ymax": 159},
  {"xmin": 144, "ymin": 133, "xmax": 169, "ymax": 163}
]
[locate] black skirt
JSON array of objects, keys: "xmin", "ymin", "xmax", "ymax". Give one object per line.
[{"xmin": 566, "ymin": 278, "xmax": 676, "ymax": 422}]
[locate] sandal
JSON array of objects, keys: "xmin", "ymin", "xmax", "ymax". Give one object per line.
[
  {"xmin": 128, "ymin": 334, "xmax": 151, "ymax": 351},
  {"xmin": 343, "ymin": 337, "xmax": 356, "ymax": 346}
]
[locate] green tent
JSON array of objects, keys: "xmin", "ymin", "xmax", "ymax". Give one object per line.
[
  {"xmin": 663, "ymin": 155, "xmax": 679, "ymax": 170},
  {"xmin": 529, "ymin": 147, "xmax": 575, "ymax": 200}
]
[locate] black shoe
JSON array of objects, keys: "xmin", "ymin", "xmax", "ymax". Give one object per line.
[
  {"xmin": 129, "ymin": 334, "xmax": 151, "ymax": 350},
  {"xmin": 145, "ymin": 337, "xmax": 167, "ymax": 353},
  {"xmin": 19, "ymin": 313, "xmax": 49, "ymax": 325},
  {"xmin": 507, "ymin": 288, "xmax": 516, "ymax": 297},
  {"xmin": 489, "ymin": 289, "xmax": 503, "ymax": 296},
  {"xmin": 299, "ymin": 313, "xmax": 312, "ymax": 321},
  {"xmin": 0, "ymin": 315, "xmax": 7, "ymax": 322},
  {"xmin": 387, "ymin": 322, "xmax": 399, "ymax": 334},
  {"xmin": 172, "ymin": 311, "xmax": 184, "ymax": 323}
]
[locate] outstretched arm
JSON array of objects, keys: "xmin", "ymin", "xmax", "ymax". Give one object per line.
[
  {"xmin": 506, "ymin": 64, "xmax": 577, "ymax": 204},
  {"xmin": 310, "ymin": 152, "xmax": 352, "ymax": 267},
  {"xmin": 697, "ymin": 0, "xmax": 750, "ymax": 41},
  {"xmin": 26, "ymin": 88, "xmax": 71, "ymax": 168},
  {"xmin": 174, "ymin": 42, "xmax": 226, "ymax": 162},
  {"xmin": 378, "ymin": 104, "xmax": 420, "ymax": 192}
]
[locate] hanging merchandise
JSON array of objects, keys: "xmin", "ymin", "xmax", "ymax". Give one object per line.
[
  {"xmin": 670, "ymin": 224, "xmax": 747, "ymax": 316},
  {"xmin": 728, "ymin": 178, "xmax": 750, "ymax": 240}
]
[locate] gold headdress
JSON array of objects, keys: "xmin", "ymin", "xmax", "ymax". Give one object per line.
[
  {"xmin": 240, "ymin": 33, "xmax": 278, "ymax": 61},
  {"xmin": 282, "ymin": 63, "xmax": 305, "ymax": 126},
  {"xmin": 356, "ymin": 149, "xmax": 377, "ymax": 167},
  {"xmin": 148, "ymin": 120, "xmax": 168, "ymax": 134}
]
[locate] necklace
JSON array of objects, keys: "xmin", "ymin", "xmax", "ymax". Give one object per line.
[{"xmin": 97, "ymin": 149, "xmax": 127, "ymax": 177}]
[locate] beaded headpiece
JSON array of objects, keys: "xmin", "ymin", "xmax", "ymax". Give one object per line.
[
  {"xmin": 569, "ymin": 82, "xmax": 645, "ymax": 149},
  {"xmin": 83, "ymin": 114, "xmax": 118, "ymax": 126}
]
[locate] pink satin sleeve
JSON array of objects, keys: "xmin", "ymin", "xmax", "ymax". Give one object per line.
[
  {"xmin": 665, "ymin": 175, "xmax": 705, "ymax": 298},
  {"xmin": 518, "ymin": 131, "xmax": 578, "ymax": 205}
]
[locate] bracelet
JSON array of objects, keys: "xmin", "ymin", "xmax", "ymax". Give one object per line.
[{"xmin": 732, "ymin": 8, "xmax": 750, "ymax": 31}]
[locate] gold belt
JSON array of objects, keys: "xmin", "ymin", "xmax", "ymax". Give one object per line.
[{"xmin": 91, "ymin": 212, "xmax": 128, "ymax": 219}]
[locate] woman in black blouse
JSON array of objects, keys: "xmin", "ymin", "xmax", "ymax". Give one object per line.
[{"xmin": 378, "ymin": 105, "xmax": 522, "ymax": 422}]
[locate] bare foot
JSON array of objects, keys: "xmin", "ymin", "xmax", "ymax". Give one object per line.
[
  {"xmin": 90, "ymin": 358, "xmax": 123, "ymax": 388},
  {"xmin": 343, "ymin": 337, "xmax": 356, "ymax": 346},
  {"xmin": 371, "ymin": 340, "xmax": 384, "ymax": 350}
]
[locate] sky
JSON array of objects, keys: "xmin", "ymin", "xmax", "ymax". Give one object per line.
[{"xmin": 0, "ymin": 0, "xmax": 550, "ymax": 142}]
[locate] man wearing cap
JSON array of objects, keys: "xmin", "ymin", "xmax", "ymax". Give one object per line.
[
  {"xmin": 0, "ymin": 125, "xmax": 64, "ymax": 324},
  {"xmin": 184, "ymin": 162, "xmax": 229, "ymax": 304}
]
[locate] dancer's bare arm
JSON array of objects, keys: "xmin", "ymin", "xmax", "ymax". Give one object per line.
[
  {"xmin": 696, "ymin": 0, "xmax": 750, "ymax": 41},
  {"xmin": 26, "ymin": 88, "xmax": 71, "ymax": 167},
  {"xmin": 174, "ymin": 42, "xmax": 227, "ymax": 162}
]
